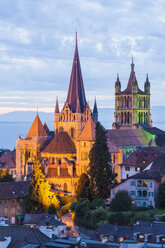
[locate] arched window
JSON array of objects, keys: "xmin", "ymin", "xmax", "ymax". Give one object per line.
[
  {"xmin": 143, "ymin": 190, "xmax": 147, "ymax": 197},
  {"xmin": 59, "ymin": 127, "xmax": 64, "ymax": 132},
  {"xmin": 64, "ymin": 183, "xmax": 67, "ymax": 192},
  {"xmin": 70, "ymin": 127, "xmax": 75, "ymax": 138}
]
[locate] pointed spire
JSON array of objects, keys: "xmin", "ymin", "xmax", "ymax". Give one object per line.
[
  {"xmin": 115, "ymin": 73, "xmax": 121, "ymax": 93},
  {"xmin": 27, "ymin": 113, "xmax": 47, "ymax": 138},
  {"xmin": 144, "ymin": 73, "xmax": 150, "ymax": 93},
  {"xmin": 93, "ymin": 97, "xmax": 98, "ymax": 114},
  {"xmin": 122, "ymin": 58, "xmax": 138, "ymax": 93},
  {"xmin": 76, "ymin": 97, "xmax": 81, "ymax": 113},
  {"xmin": 66, "ymin": 32, "xmax": 87, "ymax": 113},
  {"xmin": 55, "ymin": 97, "xmax": 60, "ymax": 113},
  {"xmin": 131, "ymin": 56, "xmax": 135, "ymax": 71}
]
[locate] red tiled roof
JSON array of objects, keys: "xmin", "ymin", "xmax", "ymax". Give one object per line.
[
  {"xmin": 78, "ymin": 116, "xmax": 96, "ymax": 141},
  {"xmin": 27, "ymin": 114, "xmax": 48, "ymax": 138},
  {"xmin": 43, "ymin": 132, "xmax": 76, "ymax": 154}
]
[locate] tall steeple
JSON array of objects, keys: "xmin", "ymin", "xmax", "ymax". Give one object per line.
[
  {"xmin": 122, "ymin": 58, "xmax": 138, "ymax": 94},
  {"xmin": 66, "ymin": 32, "xmax": 87, "ymax": 113}
]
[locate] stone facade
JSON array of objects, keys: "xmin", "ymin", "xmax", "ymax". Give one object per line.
[
  {"xmin": 16, "ymin": 36, "xmax": 97, "ymax": 195},
  {"xmin": 113, "ymin": 60, "xmax": 152, "ymax": 129}
]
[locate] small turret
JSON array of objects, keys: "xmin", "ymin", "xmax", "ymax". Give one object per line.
[
  {"xmin": 144, "ymin": 73, "xmax": 150, "ymax": 93},
  {"xmin": 92, "ymin": 97, "xmax": 98, "ymax": 123},
  {"xmin": 115, "ymin": 74, "xmax": 121, "ymax": 93},
  {"xmin": 55, "ymin": 97, "xmax": 60, "ymax": 114}
]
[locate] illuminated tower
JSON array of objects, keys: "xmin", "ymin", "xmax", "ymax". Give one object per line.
[{"xmin": 113, "ymin": 59, "xmax": 152, "ymax": 129}]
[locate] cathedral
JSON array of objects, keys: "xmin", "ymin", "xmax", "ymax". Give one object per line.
[
  {"xmin": 16, "ymin": 35, "xmax": 97, "ymax": 195},
  {"xmin": 16, "ymin": 34, "xmax": 159, "ymax": 193}
]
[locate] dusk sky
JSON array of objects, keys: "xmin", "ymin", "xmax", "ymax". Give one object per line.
[{"xmin": 0, "ymin": 0, "xmax": 165, "ymax": 114}]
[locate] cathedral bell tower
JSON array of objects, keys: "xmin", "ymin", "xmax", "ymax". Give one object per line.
[
  {"xmin": 54, "ymin": 33, "xmax": 91, "ymax": 141},
  {"xmin": 112, "ymin": 59, "xmax": 152, "ymax": 129}
]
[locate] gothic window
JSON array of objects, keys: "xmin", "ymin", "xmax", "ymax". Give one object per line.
[
  {"xmin": 70, "ymin": 127, "xmax": 75, "ymax": 138},
  {"xmin": 59, "ymin": 127, "xmax": 64, "ymax": 132},
  {"xmin": 52, "ymin": 158, "xmax": 55, "ymax": 164},
  {"xmin": 59, "ymin": 158, "xmax": 61, "ymax": 165},
  {"xmin": 64, "ymin": 183, "xmax": 67, "ymax": 192}
]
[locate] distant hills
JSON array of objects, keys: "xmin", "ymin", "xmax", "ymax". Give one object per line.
[{"xmin": 0, "ymin": 106, "xmax": 164, "ymax": 130}]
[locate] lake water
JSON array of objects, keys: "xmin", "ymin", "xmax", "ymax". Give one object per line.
[{"xmin": 0, "ymin": 121, "xmax": 165, "ymax": 150}]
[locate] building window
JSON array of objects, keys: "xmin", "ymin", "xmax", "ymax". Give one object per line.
[
  {"xmin": 135, "ymin": 167, "xmax": 140, "ymax": 172},
  {"xmin": 125, "ymin": 167, "xmax": 130, "ymax": 171},
  {"xmin": 84, "ymin": 142, "xmax": 86, "ymax": 147},
  {"xmin": 143, "ymin": 190, "xmax": 147, "ymax": 197},
  {"xmin": 70, "ymin": 128, "xmax": 75, "ymax": 138},
  {"xmin": 130, "ymin": 181, "xmax": 135, "ymax": 186},
  {"xmin": 150, "ymin": 182, "xmax": 152, "ymax": 188},
  {"xmin": 143, "ymin": 180, "xmax": 147, "ymax": 187},
  {"xmin": 113, "ymin": 154, "xmax": 115, "ymax": 163},
  {"xmin": 52, "ymin": 158, "xmax": 55, "ymax": 164},
  {"xmin": 130, "ymin": 191, "xmax": 135, "ymax": 196}
]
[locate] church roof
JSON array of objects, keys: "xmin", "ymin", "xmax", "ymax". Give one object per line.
[
  {"xmin": 78, "ymin": 116, "xmax": 96, "ymax": 141},
  {"xmin": 106, "ymin": 128, "xmax": 150, "ymax": 148},
  {"xmin": 26, "ymin": 114, "xmax": 48, "ymax": 138},
  {"xmin": 66, "ymin": 33, "xmax": 87, "ymax": 113},
  {"xmin": 43, "ymin": 132, "xmax": 76, "ymax": 154}
]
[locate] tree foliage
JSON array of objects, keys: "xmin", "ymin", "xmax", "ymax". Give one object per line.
[
  {"xmin": 0, "ymin": 167, "xmax": 14, "ymax": 182},
  {"xmin": 110, "ymin": 190, "xmax": 132, "ymax": 212},
  {"xmin": 158, "ymin": 181, "xmax": 165, "ymax": 208},
  {"xmin": 48, "ymin": 204, "xmax": 57, "ymax": 214},
  {"xmin": 25, "ymin": 157, "xmax": 59, "ymax": 213},
  {"xmin": 88, "ymin": 122, "xmax": 117, "ymax": 199},
  {"xmin": 75, "ymin": 173, "xmax": 91, "ymax": 200}
]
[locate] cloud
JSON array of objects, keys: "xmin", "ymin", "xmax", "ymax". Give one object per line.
[{"xmin": 0, "ymin": 0, "xmax": 164, "ymax": 115}]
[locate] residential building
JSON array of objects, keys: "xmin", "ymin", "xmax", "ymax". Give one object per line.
[
  {"xmin": 0, "ymin": 150, "xmax": 16, "ymax": 179},
  {"xmin": 110, "ymin": 153, "xmax": 165, "ymax": 207},
  {"xmin": 0, "ymin": 181, "xmax": 29, "ymax": 223}
]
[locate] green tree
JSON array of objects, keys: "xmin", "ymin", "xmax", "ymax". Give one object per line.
[
  {"xmin": 48, "ymin": 204, "xmax": 57, "ymax": 214},
  {"xmin": 25, "ymin": 157, "xmax": 59, "ymax": 213},
  {"xmin": 75, "ymin": 173, "xmax": 91, "ymax": 200},
  {"xmin": 158, "ymin": 181, "xmax": 165, "ymax": 208},
  {"xmin": 88, "ymin": 122, "xmax": 117, "ymax": 199},
  {"xmin": 0, "ymin": 167, "xmax": 14, "ymax": 182},
  {"xmin": 110, "ymin": 190, "xmax": 132, "ymax": 212}
]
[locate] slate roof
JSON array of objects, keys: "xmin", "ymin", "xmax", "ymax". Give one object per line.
[
  {"xmin": 155, "ymin": 134, "xmax": 165, "ymax": 146},
  {"xmin": 66, "ymin": 33, "xmax": 87, "ymax": 113},
  {"xmin": 43, "ymin": 132, "xmax": 76, "ymax": 154},
  {"xmin": 120, "ymin": 146, "xmax": 165, "ymax": 167},
  {"xmin": 0, "ymin": 181, "xmax": 30, "ymax": 200},
  {"xmin": 106, "ymin": 128, "xmax": 149, "ymax": 148},
  {"xmin": 131, "ymin": 153, "xmax": 165, "ymax": 180},
  {"xmin": 23, "ymin": 214, "xmax": 65, "ymax": 227},
  {"xmin": 78, "ymin": 116, "xmax": 96, "ymax": 141},
  {"xmin": 27, "ymin": 114, "xmax": 48, "ymax": 138},
  {"xmin": 107, "ymin": 140, "xmax": 120, "ymax": 153},
  {"xmin": 0, "ymin": 226, "xmax": 50, "ymax": 248},
  {"xmin": 96, "ymin": 222, "xmax": 165, "ymax": 244},
  {"xmin": 97, "ymin": 224, "xmax": 132, "ymax": 239},
  {"xmin": 0, "ymin": 150, "xmax": 16, "ymax": 169}
]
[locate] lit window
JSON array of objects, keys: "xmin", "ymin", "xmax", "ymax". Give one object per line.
[{"xmin": 125, "ymin": 167, "xmax": 130, "ymax": 171}]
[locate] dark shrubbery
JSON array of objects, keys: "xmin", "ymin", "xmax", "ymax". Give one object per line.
[{"xmin": 110, "ymin": 190, "xmax": 132, "ymax": 212}]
